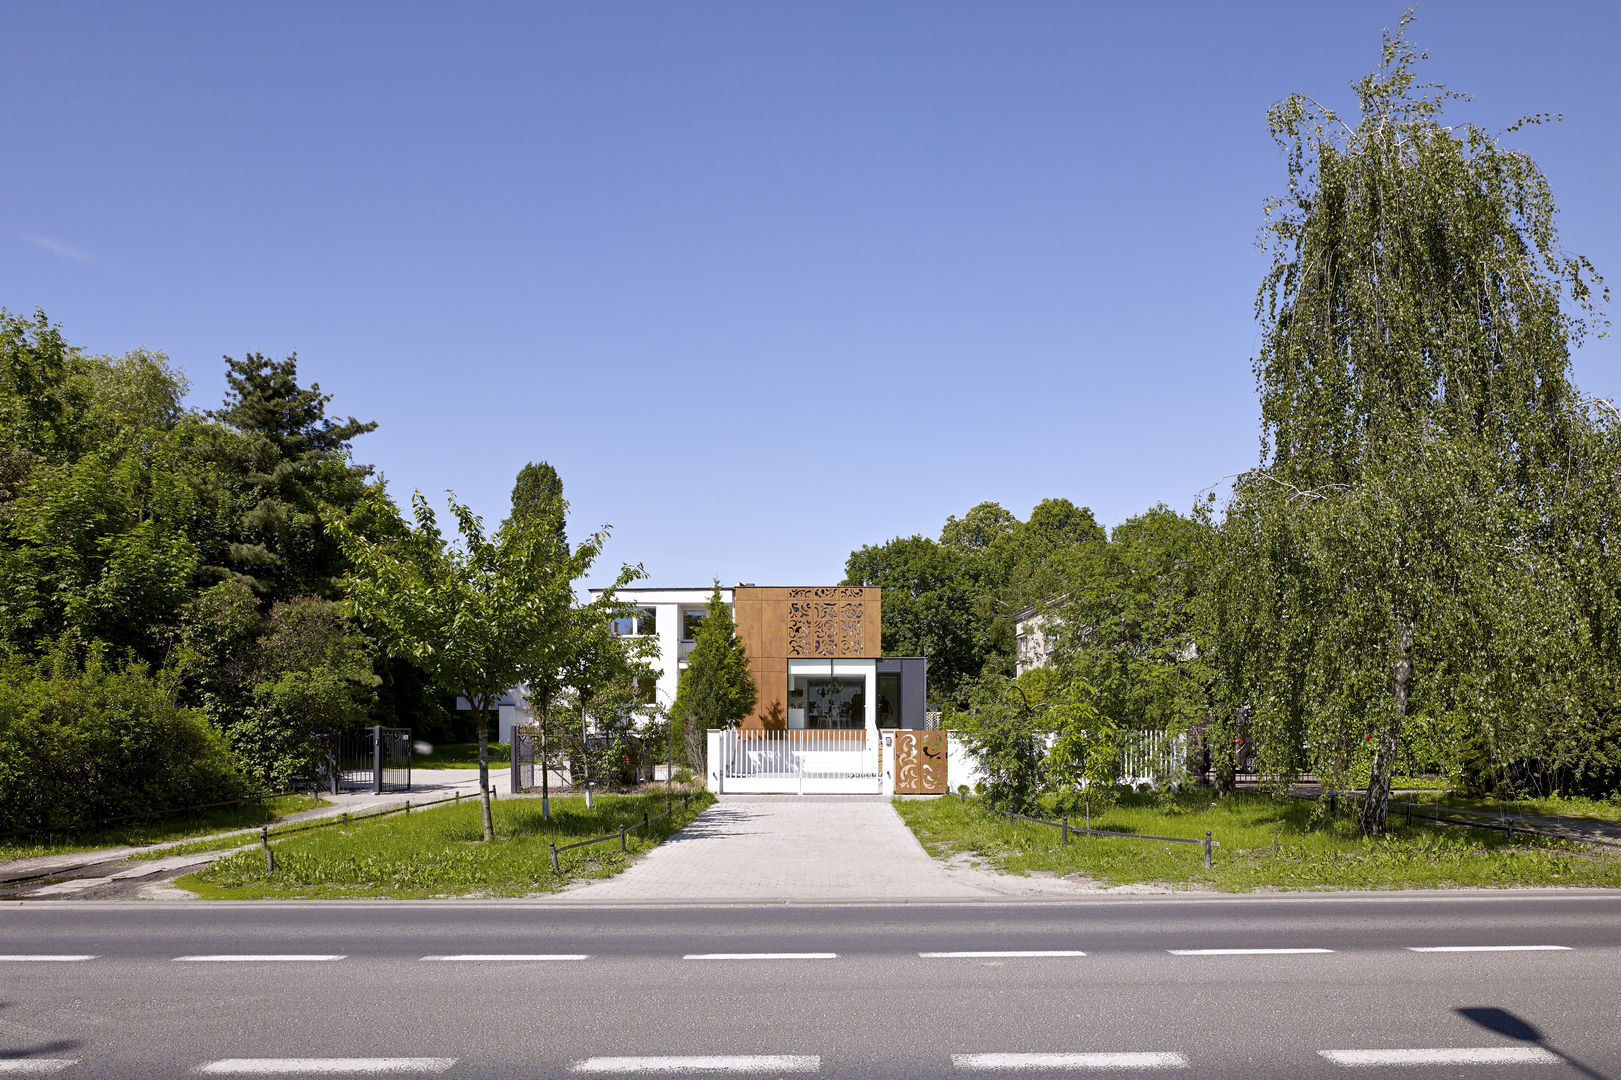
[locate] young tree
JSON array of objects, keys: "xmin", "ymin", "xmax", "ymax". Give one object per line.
[
  {"xmin": 1223, "ymin": 16, "xmax": 1611, "ymax": 833},
  {"xmin": 330, "ymin": 489, "xmax": 594, "ymax": 841},
  {"xmin": 671, "ymin": 583, "xmax": 756, "ymax": 773}
]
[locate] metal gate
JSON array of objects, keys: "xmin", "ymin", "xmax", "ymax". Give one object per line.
[
  {"xmin": 716, "ymin": 729, "xmax": 881, "ymax": 794},
  {"xmin": 894, "ymin": 730, "xmax": 948, "ymax": 794},
  {"xmin": 327, "ymin": 726, "xmax": 412, "ymax": 794}
]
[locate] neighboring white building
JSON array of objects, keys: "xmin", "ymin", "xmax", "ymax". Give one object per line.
[
  {"xmin": 1012, "ymin": 597, "xmax": 1066, "ymax": 676},
  {"xmin": 591, "ymin": 584, "xmax": 736, "ymax": 715}
]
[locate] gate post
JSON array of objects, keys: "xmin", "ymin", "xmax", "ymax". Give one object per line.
[{"xmin": 372, "ymin": 725, "xmax": 383, "ymax": 795}]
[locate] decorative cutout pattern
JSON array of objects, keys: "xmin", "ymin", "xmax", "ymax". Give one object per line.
[
  {"xmin": 787, "ymin": 600, "xmax": 865, "ymax": 656},
  {"xmin": 787, "ymin": 587, "xmax": 867, "ymax": 601},
  {"xmin": 895, "ymin": 731, "xmax": 948, "ymax": 794}
]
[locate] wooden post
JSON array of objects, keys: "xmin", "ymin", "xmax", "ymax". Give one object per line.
[
  {"xmin": 619, "ymin": 825, "xmax": 626, "ymax": 853},
  {"xmin": 1061, "ymin": 816, "xmax": 1069, "ymax": 844},
  {"xmin": 261, "ymin": 826, "xmax": 274, "ymax": 873},
  {"xmin": 1203, "ymin": 831, "xmax": 1213, "ymax": 868},
  {"xmin": 550, "ymin": 842, "xmax": 559, "ymax": 872}
]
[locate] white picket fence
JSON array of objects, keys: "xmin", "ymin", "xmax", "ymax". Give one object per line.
[{"xmin": 712, "ymin": 729, "xmax": 882, "ymax": 794}]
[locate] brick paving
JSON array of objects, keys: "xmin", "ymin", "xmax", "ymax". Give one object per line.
[{"xmin": 558, "ymin": 795, "xmax": 998, "ymax": 901}]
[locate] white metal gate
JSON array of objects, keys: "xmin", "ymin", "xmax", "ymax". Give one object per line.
[{"xmin": 715, "ymin": 730, "xmax": 882, "ymax": 794}]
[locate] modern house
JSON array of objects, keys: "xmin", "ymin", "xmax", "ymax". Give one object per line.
[{"xmin": 593, "ymin": 584, "xmax": 929, "ymax": 733}]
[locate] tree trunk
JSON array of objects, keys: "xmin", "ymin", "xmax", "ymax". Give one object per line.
[
  {"xmin": 1361, "ymin": 613, "xmax": 1414, "ymax": 836},
  {"xmin": 475, "ymin": 707, "xmax": 494, "ymax": 842},
  {"xmin": 580, "ymin": 699, "xmax": 593, "ymax": 809},
  {"xmin": 539, "ymin": 707, "xmax": 551, "ymax": 822},
  {"xmin": 683, "ymin": 713, "xmax": 706, "ymax": 775}
]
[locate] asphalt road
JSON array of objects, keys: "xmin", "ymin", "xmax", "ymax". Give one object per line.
[{"xmin": 3, "ymin": 892, "xmax": 1619, "ymax": 1079}]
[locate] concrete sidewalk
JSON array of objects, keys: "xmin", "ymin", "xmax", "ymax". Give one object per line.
[
  {"xmin": 557, "ymin": 795, "xmax": 1072, "ymax": 902},
  {"xmin": 0, "ymin": 767, "xmax": 514, "ymax": 888}
]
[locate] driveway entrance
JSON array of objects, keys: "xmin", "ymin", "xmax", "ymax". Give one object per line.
[{"xmin": 559, "ymin": 796, "xmax": 993, "ymax": 901}]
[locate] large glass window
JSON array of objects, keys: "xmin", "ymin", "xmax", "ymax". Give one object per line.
[
  {"xmin": 681, "ymin": 608, "xmax": 707, "ymax": 642},
  {"xmin": 789, "ymin": 676, "xmax": 865, "ymax": 730},
  {"xmin": 612, "ymin": 607, "xmax": 658, "ymax": 637}
]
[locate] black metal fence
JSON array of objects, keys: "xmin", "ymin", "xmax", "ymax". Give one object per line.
[{"xmin": 324, "ymin": 726, "xmax": 412, "ymax": 794}]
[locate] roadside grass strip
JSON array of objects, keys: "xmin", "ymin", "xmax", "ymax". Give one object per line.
[
  {"xmin": 953, "ymin": 1052, "xmax": 1189, "ymax": 1070},
  {"xmin": 0, "ymin": 1063, "xmax": 77, "ymax": 1074},
  {"xmin": 181, "ymin": 790, "xmax": 713, "ymax": 899},
  {"xmin": 1167, "ymin": 948, "xmax": 1332, "ymax": 955},
  {"xmin": 1407, "ymin": 945, "xmax": 1571, "ymax": 952},
  {"xmin": 683, "ymin": 952, "xmax": 837, "ymax": 960},
  {"xmin": 197, "ymin": 1059, "xmax": 456, "ymax": 1074},
  {"xmin": 0, "ymin": 955, "xmax": 96, "ymax": 962},
  {"xmin": 921, "ymin": 951, "xmax": 1087, "ymax": 958},
  {"xmin": 1319, "ymin": 1048, "xmax": 1561, "ymax": 1067},
  {"xmin": 420, "ymin": 953, "xmax": 587, "ymax": 961},
  {"xmin": 175, "ymin": 954, "xmax": 344, "ymax": 962},
  {"xmin": 895, "ymin": 789, "xmax": 1621, "ymax": 891},
  {"xmin": 572, "ymin": 1056, "xmax": 820, "ymax": 1074}
]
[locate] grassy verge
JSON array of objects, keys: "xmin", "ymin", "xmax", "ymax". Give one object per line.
[
  {"xmin": 178, "ymin": 789, "xmax": 714, "ymax": 898},
  {"xmin": 412, "ymin": 741, "xmax": 509, "ymax": 769},
  {"xmin": 1417, "ymin": 793, "xmax": 1621, "ymax": 825},
  {"xmin": 896, "ymin": 791, "xmax": 1621, "ymax": 892},
  {"xmin": 0, "ymin": 794, "xmax": 329, "ymax": 862}
]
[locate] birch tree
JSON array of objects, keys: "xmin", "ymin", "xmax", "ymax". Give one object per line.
[{"xmin": 1222, "ymin": 15, "xmax": 1612, "ymax": 833}]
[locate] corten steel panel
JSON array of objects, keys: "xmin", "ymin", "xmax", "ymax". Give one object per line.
[
  {"xmin": 761, "ymin": 596, "xmax": 789, "ymax": 659},
  {"xmin": 741, "ymin": 655, "xmax": 787, "ymax": 729},
  {"xmin": 895, "ymin": 730, "xmax": 949, "ymax": 794},
  {"xmin": 732, "ymin": 598, "xmax": 765, "ymax": 662},
  {"xmin": 784, "ymin": 587, "xmax": 876, "ymax": 658},
  {"xmin": 861, "ymin": 589, "xmax": 882, "ymax": 657}
]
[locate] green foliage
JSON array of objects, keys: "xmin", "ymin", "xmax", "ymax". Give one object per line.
[
  {"xmin": 954, "ymin": 677, "xmax": 1052, "ymax": 814},
  {"xmin": 1213, "ymin": 16, "xmax": 1619, "ymax": 833},
  {"xmin": 179, "ymin": 584, "xmax": 379, "ymax": 788},
  {"xmin": 202, "ymin": 351, "xmax": 378, "ymax": 603},
  {"xmin": 508, "ymin": 460, "xmax": 567, "ymax": 549},
  {"xmin": 0, "ymin": 645, "xmax": 248, "ymax": 835},
  {"xmin": 843, "ymin": 535, "xmax": 988, "ymax": 702},
  {"xmin": 671, "ymin": 583, "xmax": 756, "ymax": 770}
]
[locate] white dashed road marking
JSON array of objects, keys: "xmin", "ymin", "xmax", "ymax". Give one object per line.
[
  {"xmin": 921, "ymin": 951, "xmax": 1087, "ymax": 958},
  {"xmin": 1406, "ymin": 945, "xmax": 1571, "ymax": 952},
  {"xmin": 0, "ymin": 955, "xmax": 96, "ymax": 962},
  {"xmin": 0, "ymin": 1063, "xmax": 78, "ymax": 1074},
  {"xmin": 1167, "ymin": 948, "xmax": 1333, "ymax": 955},
  {"xmin": 197, "ymin": 1059, "xmax": 457, "ymax": 1074},
  {"xmin": 572, "ymin": 1055, "xmax": 821, "ymax": 1073},
  {"xmin": 1319, "ymin": 1047, "xmax": 1561, "ymax": 1066},
  {"xmin": 175, "ymin": 954, "xmax": 345, "ymax": 962},
  {"xmin": 954, "ymin": 1052, "xmax": 1189, "ymax": 1070},
  {"xmin": 420, "ymin": 954, "xmax": 588, "ymax": 961},
  {"xmin": 682, "ymin": 953, "xmax": 836, "ymax": 960}
]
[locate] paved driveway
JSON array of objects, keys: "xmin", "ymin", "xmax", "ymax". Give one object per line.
[{"xmin": 559, "ymin": 795, "xmax": 1022, "ymax": 902}]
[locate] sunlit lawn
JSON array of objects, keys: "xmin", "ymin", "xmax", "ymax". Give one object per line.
[
  {"xmin": 181, "ymin": 789, "xmax": 713, "ymax": 898},
  {"xmin": 896, "ymin": 790, "xmax": 1621, "ymax": 891}
]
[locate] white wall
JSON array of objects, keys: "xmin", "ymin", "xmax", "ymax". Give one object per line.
[{"xmin": 596, "ymin": 586, "xmax": 734, "ymax": 716}]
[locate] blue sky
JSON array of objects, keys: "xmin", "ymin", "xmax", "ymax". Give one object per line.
[{"xmin": 6, "ymin": 1, "xmax": 1617, "ymax": 589}]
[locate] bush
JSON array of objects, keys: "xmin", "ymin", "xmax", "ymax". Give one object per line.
[{"xmin": 0, "ymin": 647, "xmax": 249, "ymax": 835}]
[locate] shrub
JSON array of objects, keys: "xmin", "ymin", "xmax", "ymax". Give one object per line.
[{"xmin": 0, "ymin": 646, "xmax": 249, "ymax": 835}]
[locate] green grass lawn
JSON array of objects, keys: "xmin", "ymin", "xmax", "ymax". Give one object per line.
[
  {"xmin": 896, "ymin": 791, "xmax": 1621, "ymax": 892},
  {"xmin": 1416, "ymin": 792, "xmax": 1621, "ymax": 825},
  {"xmin": 411, "ymin": 741, "xmax": 509, "ymax": 769},
  {"xmin": 0, "ymin": 793, "xmax": 329, "ymax": 862},
  {"xmin": 178, "ymin": 789, "xmax": 713, "ymax": 898}
]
